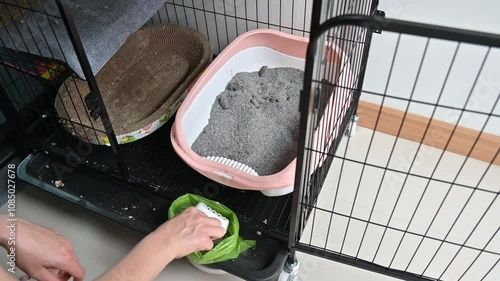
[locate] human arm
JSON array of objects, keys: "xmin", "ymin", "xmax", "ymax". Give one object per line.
[
  {"xmin": 0, "ymin": 267, "xmax": 18, "ymax": 281},
  {"xmin": 0, "ymin": 215, "xmax": 85, "ymax": 281},
  {"xmin": 95, "ymin": 207, "xmax": 225, "ymax": 281}
]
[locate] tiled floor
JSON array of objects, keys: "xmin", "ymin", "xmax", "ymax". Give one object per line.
[
  {"xmin": 0, "ymin": 127, "xmax": 497, "ymax": 280},
  {"xmin": 300, "ymin": 127, "xmax": 499, "ymax": 281}
]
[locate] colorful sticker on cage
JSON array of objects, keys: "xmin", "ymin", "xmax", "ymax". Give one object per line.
[
  {"xmin": 159, "ymin": 110, "xmax": 171, "ymax": 123},
  {"xmin": 119, "ymin": 135, "xmax": 136, "ymax": 144},
  {"xmin": 99, "ymin": 136, "xmax": 110, "ymax": 145},
  {"xmin": 139, "ymin": 124, "xmax": 154, "ymax": 135},
  {"xmin": 0, "ymin": 47, "xmax": 67, "ymax": 80},
  {"xmin": 36, "ymin": 61, "xmax": 66, "ymax": 80}
]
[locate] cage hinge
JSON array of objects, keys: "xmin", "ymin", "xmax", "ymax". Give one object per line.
[
  {"xmin": 373, "ymin": 10, "xmax": 386, "ymax": 34},
  {"xmin": 313, "ymin": 85, "xmax": 322, "ymax": 128},
  {"xmin": 85, "ymin": 92, "xmax": 102, "ymax": 120}
]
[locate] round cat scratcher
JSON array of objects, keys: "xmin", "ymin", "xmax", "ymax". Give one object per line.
[{"xmin": 55, "ymin": 24, "xmax": 212, "ymax": 145}]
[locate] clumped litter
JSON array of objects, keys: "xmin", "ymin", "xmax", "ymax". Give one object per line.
[{"xmin": 192, "ymin": 66, "xmax": 304, "ymax": 175}]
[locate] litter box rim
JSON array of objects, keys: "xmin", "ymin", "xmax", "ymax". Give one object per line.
[{"xmin": 171, "ymin": 29, "xmax": 351, "ymax": 192}]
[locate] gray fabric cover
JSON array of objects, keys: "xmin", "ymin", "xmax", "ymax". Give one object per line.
[{"xmin": 0, "ymin": 0, "xmax": 167, "ymax": 78}]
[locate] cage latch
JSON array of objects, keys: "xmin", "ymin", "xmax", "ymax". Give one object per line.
[
  {"xmin": 373, "ymin": 10, "xmax": 386, "ymax": 34},
  {"xmin": 85, "ymin": 92, "xmax": 102, "ymax": 120}
]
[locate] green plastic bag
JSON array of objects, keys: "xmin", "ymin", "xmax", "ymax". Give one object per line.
[{"xmin": 168, "ymin": 194, "xmax": 256, "ymax": 264}]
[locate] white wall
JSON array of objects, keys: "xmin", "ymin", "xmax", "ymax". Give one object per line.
[
  {"xmin": 152, "ymin": 0, "xmax": 314, "ymax": 54},
  {"xmin": 363, "ymin": 0, "xmax": 500, "ymax": 135},
  {"xmin": 379, "ymin": 0, "xmax": 500, "ymax": 33}
]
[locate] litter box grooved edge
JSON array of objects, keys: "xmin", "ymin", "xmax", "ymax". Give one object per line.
[{"xmin": 55, "ymin": 24, "xmax": 212, "ymax": 145}]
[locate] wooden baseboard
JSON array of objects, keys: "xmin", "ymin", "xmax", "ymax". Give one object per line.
[{"xmin": 356, "ymin": 100, "xmax": 500, "ymax": 166}]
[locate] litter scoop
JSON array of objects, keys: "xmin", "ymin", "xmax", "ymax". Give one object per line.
[{"xmin": 195, "ymin": 202, "xmax": 230, "ymax": 235}]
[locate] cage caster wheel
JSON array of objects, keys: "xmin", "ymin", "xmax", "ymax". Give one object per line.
[
  {"xmin": 278, "ymin": 259, "xmax": 303, "ymax": 281},
  {"xmin": 345, "ymin": 114, "xmax": 360, "ymax": 137}
]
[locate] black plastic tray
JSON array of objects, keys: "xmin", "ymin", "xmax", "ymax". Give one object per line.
[
  {"xmin": 18, "ymin": 153, "xmax": 289, "ymax": 281},
  {"xmin": 24, "ymin": 115, "xmax": 293, "ymax": 241}
]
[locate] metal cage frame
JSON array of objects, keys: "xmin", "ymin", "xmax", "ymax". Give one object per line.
[{"xmin": 290, "ymin": 13, "xmax": 500, "ymax": 281}]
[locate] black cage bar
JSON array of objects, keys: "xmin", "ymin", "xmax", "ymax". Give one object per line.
[{"xmin": 292, "ymin": 14, "xmax": 500, "ymax": 281}]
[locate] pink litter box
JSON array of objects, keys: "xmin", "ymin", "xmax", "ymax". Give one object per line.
[{"xmin": 171, "ymin": 29, "xmax": 354, "ymax": 197}]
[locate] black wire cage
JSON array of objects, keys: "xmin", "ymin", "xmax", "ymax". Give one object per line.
[{"xmin": 1, "ymin": 0, "xmax": 499, "ymax": 280}]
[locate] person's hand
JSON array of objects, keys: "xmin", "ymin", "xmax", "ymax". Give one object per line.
[
  {"xmin": 154, "ymin": 207, "xmax": 225, "ymax": 259},
  {"xmin": 0, "ymin": 216, "xmax": 85, "ymax": 281},
  {"xmin": 94, "ymin": 207, "xmax": 225, "ymax": 281}
]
